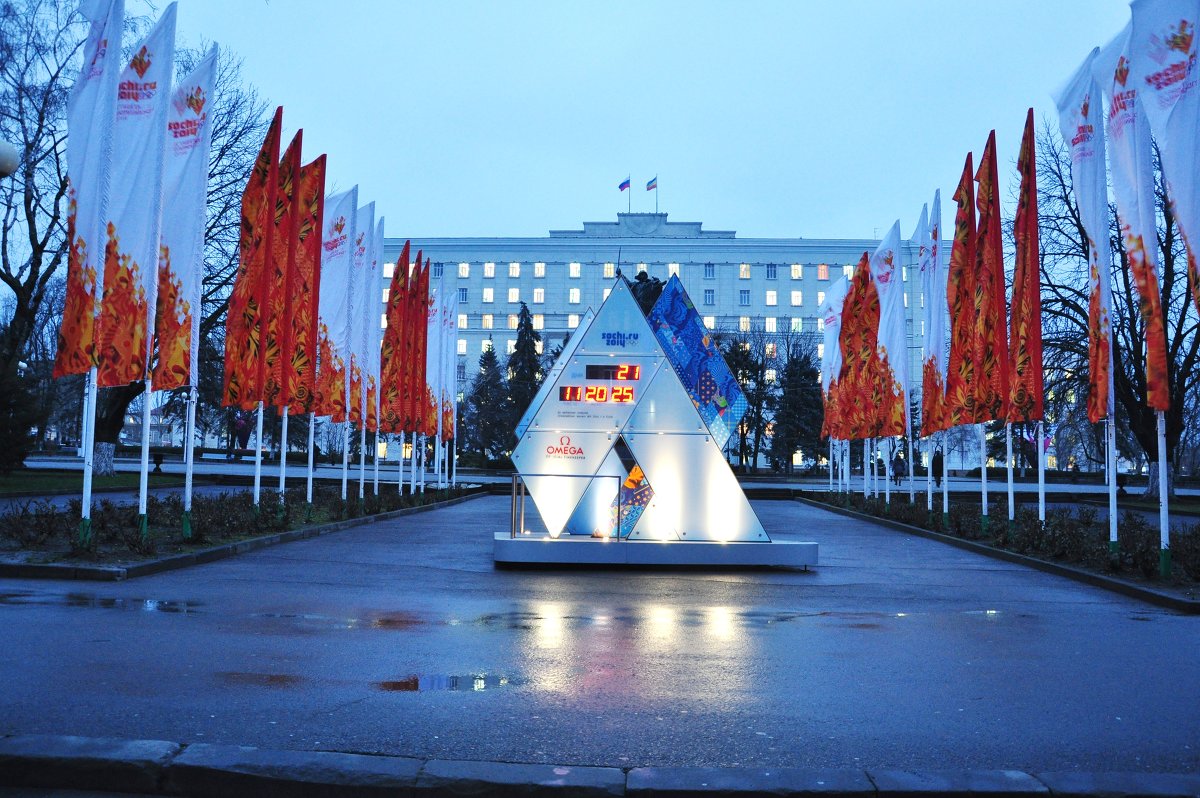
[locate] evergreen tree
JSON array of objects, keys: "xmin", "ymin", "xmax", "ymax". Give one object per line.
[
  {"xmin": 769, "ymin": 344, "xmax": 822, "ymax": 474},
  {"xmin": 463, "ymin": 341, "xmax": 510, "ymax": 461},
  {"xmin": 506, "ymin": 302, "xmax": 542, "ymax": 446}
]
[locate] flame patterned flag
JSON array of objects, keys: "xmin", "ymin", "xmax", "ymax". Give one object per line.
[
  {"xmin": 55, "ymin": 0, "xmax": 124, "ymax": 379},
  {"xmin": 380, "ymin": 241, "xmax": 411, "ymax": 433},
  {"xmin": 401, "ymin": 257, "xmax": 428, "ymax": 433},
  {"xmin": 95, "ymin": 4, "xmax": 175, "ymax": 388},
  {"xmin": 348, "ymin": 202, "xmax": 374, "ymax": 426},
  {"xmin": 422, "ymin": 271, "xmax": 443, "ymax": 438},
  {"xmin": 1097, "ymin": 24, "xmax": 1170, "ymax": 411},
  {"xmin": 311, "ymin": 187, "xmax": 357, "ymax": 421},
  {"xmin": 836, "ymin": 253, "xmax": 885, "ymax": 440},
  {"xmin": 411, "ymin": 259, "xmax": 432, "ymax": 435},
  {"xmin": 278, "ymin": 155, "xmax": 325, "ymax": 414},
  {"xmin": 818, "ymin": 276, "xmax": 850, "ymax": 439},
  {"xmin": 1007, "ymin": 111, "xmax": 1044, "ymax": 423},
  {"xmin": 944, "ymin": 153, "xmax": 978, "ymax": 428},
  {"xmin": 919, "ymin": 193, "xmax": 950, "ymax": 435},
  {"xmin": 1056, "ymin": 50, "xmax": 1114, "ymax": 424},
  {"xmin": 971, "ymin": 131, "xmax": 1010, "ymax": 423},
  {"xmin": 365, "ymin": 216, "xmax": 385, "ymax": 433},
  {"xmin": 152, "ymin": 45, "xmax": 215, "ymax": 391},
  {"xmin": 441, "ymin": 281, "xmax": 459, "ymax": 442},
  {"xmin": 867, "ymin": 222, "xmax": 909, "ymax": 437},
  {"xmin": 223, "ymin": 106, "xmax": 281, "ymax": 408},
  {"xmin": 1129, "ymin": 0, "xmax": 1200, "ymax": 316},
  {"xmin": 263, "ymin": 130, "xmax": 301, "ymax": 410}
]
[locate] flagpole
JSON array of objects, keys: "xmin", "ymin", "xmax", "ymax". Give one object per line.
[
  {"xmin": 1156, "ymin": 410, "xmax": 1169, "ymax": 577},
  {"xmin": 941, "ymin": 430, "xmax": 949, "ymax": 525},
  {"xmin": 862, "ymin": 439, "xmax": 868, "ymax": 498},
  {"xmin": 358, "ymin": 422, "xmax": 366, "ymax": 501},
  {"xmin": 451, "ymin": 432, "xmax": 457, "ymax": 488},
  {"xmin": 253, "ymin": 401, "xmax": 264, "ymax": 506},
  {"xmin": 1037, "ymin": 421, "xmax": 1046, "ymax": 523},
  {"xmin": 78, "ymin": 368, "xmax": 97, "ymax": 548},
  {"xmin": 136, "ymin": 377, "xmax": 152, "ymax": 545},
  {"xmin": 1006, "ymin": 423, "xmax": 1014, "ymax": 529},
  {"xmin": 419, "ymin": 434, "xmax": 426, "ymax": 494},
  {"xmin": 373, "ymin": 430, "xmax": 379, "ymax": 495},
  {"xmin": 306, "ymin": 412, "xmax": 315, "ymax": 505},
  {"xmin": 926, "ymin": 432, "xmax": 933, "ymax": 512},
  {"xmin": 278, "ymin": 406, "xmax": 288, "ymax": 494},
  {"xmin": 340, "ymin": 420, "xmax": 349, "ymax": 501},
  {"xmin": 398, "ymin": 431, "xmax": 405, "ymax": 494},
  {"xmin": 979, "ymin": 424, "xmax": 988, "ymax": 532},
  {"xmin": 182, "ymin": 385, "xmax": 197, "ymax": 539},
  {"xmin": 409, "ymin": 432, "xmax": 417, "ymax": 495},
  {"xmin": 906, "ymin": 423, "xmax": 915, "ymax": 503},
  {"xmin": 1106, "ymin": 413, "xmax": 1118, "ymax": 556},
  {"xmin": 828, "ymin": 440, "xmax": 833, "ymax": 491},
  {"xmin": 883, "ymin": 440, "xmax": 891, "ymax": 505}
]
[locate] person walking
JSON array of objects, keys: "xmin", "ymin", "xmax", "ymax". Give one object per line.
[
  {"xmin": 932, "ymin": 448, "xmax": 944, "ymax": 488},
  {"xmin": 892, "ymin": 451, "xmax": 905, "ymax": 486}
]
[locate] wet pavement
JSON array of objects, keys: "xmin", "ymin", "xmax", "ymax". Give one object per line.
[{"xmin": 0, "ymin": 496, "xmax": 1197, "ymax": 773}]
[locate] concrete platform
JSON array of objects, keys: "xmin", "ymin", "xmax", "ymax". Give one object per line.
[{"xmin": 493, "ymin": 532, "xmax": 817, "ymax": 567}]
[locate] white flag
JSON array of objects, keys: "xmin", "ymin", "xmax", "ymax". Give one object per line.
[
  {"xmin": 868, "ymin": 220, "xmax": 908, "ymax": 433},
  {"xmin": 370, "ymin": 217, "xmax": 385, "ymax": 432},
  {"xmin": 442, "ymin": 280, "xmax": 460, "ymax": 442},
  {"xmin": 817, "ymin": 276, "xmax": 849, "ymax": 439},
  {"xmin": 1054, "ymin": 48, "xmax": 1114, "ymax": 423},
  {"xmin": 919, "ymin": 192, "xmax": 948, "ymax": 435},
  {"xmin": 1128, "ymin": 0, "xmax": 1200, "ymax": 314},
  {"xmin": 95, "ymin": 3, "xmax": 176, "ymax": 387},
  {"xmin": 55, "ymin": 0, "xmax": 124, "ymax": 378},
  {"xmin": 153, "ymin": 45, "xmax": 216, "ymax": 390},
  {"xmin": 349, "ymin": 202, "xmax": 374, "ymax": 426},
  {"xmin": 425, "ymin": 274, "xmax": 444, "ymax": 438},
  {"xmin": 313, "ymin": 187, "xmax": 357, "ymax": 421}
]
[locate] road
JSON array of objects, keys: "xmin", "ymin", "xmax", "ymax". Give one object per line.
[{"xmin": 0, "ymin": 496, "xmax": 1196, "ymax": 772}]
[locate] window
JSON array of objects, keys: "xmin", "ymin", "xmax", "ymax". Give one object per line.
[
  {"xmin": 901, "ymin": 266, "xmax": 908, "ymax": 282},
  {"xmin": 791, "ymin": 317, "xmax": 803, "ymax": 332},
  {"xmin": 568, "ymin": 313, "xmax": 580, "ymax": 328},
  {"xmin": 570, "ymin": 262, "xmax": 581, "ymax": 278},
  {"xmin": 567, "ymin": 287, "xmax": 580, "ymax": 304},
  {"xmin": 456, "ymin": 339, "xmax": 466, "ymax": 355},
  {"xmin": 506, "ymin": 339, "xmax": 516, "ymax": 354},
  {"xmin": 603, "ymin": 288, "xmax": 612, "ymax": 300},
  {"xmin": 535, "ymin": 340, "xmax": 544, "ymax": 355},
  {"xmin": 703, "ymin": 289, "xmax": 715, "ymax": 306},
  {"xmin": 791, "ymin": 263, "xmax": 802, "ymax": 279},
  {"xmin": 817, "ymin": 317, "xmax": 824, "ymax": 332},
  {"xmin": 533, "ymin": 287, "xmax": 544, "ymax": 304},
  {"xmin": 668, "ymin": 262, "xmax": 680, "ymax": 277},
  {"xmin": 739, "ymin": 263, "xmax": 751, "ymax": 279},
  {"xmin": 381, "ymin": 288, "xmax": 389, "ymax": 303},
  {"xmin": 482, "ymin": 287, "xmax": 494, "ymax": 303},
  {"xmin": 603, "ymin": 262, "xmax": 615, "ymax": 278},
  {"xmin": 637, "ymin": 262, "xmax": 647, "ymax": 274},
  {"xmin": 739, "ymin": 290, "xmax": 750, "ymax": 306},
  {"xmin": 534, "ymin": 262, "xmax": 546, "ymax": 278},
  {"xmin": 791, "ymin": 290, "xmax": 802, "ymax": 306},
  {"xmin": 457, "ymin": 313, "xmax": 467, "ymax": 329},
  {"xmin": 739, "ymin": 316, "xmax": 751, "ymax": 332},
  {"xmin": 903, "ymin": 292, "xmax": 909, "ymax": 308},
  {"xmin": 704, "ymin": 262, "xmax": 715, "ymax": 279},
  {"xmin": 920, "ymin": 320, "xmax": 925, "ymax": 335},
  {"xmin": 817, "ymin": 343, "xmax": 824, "ymax": 359},
  {"xmin": 766, "ymin": 342, "xmax": 777, "ymax": 359},
  {"xmin": 509, "ymin": 262, "xmax": 520, "ymax": 277},
  {"xmin": 483, "ymin": 262, "xmax": 495, "ymax": 278},
  {"xmin": 843, "ymin": 263, "xmax": 854, "ymax": 278},
  {"xmin": 508, "ymin": 314, "xmax": 518, "ymax": 329},
  {"xmin": 380, "ymin": 313, "xmax": 387, "ymax": 329},
  {"xmin": 383, "ymin": 262, "xmax": 394, "ymax": 278},
  {"xmin": 507, "ymin": 287, "xmax": 519, "ymax": 303},
  {"xmin": 766, "ymin": 263, "xmax": 777, "ymax": 279},
  {"xmin": 482, "ymin": 339, "xmax": 493, "ymax": 353},
  {"xmin": 457, "ymin": 287, "xmax": 468, "ymax": 303},
  {"xmin": 703, "ymin": 315, "xmax": 716, "ymax": 329},
  {"xmin": 765, "ymin": 368, "xmax": 777, "ymax": 383},
  {"xmin": 432, "ymin": 262, "xmax": 443, "ymax": 278},
  {"xmin": 765, "ymin": 317, "xmax": 777, "ymax": 333},
  {"xmin": 533, "ymin": 314, "xmax": 544, "ymax": 330},
  {"xmin": 458, "ymin": 262, "xmax": 470, "ymax": 278},
  {"xmin": 765, "ymin": 290, "xmax": 777, "ymax": 306},
  {"xmin": 482, "ymin": 314, "xmax": 493, "ymax": 329},
  {"xmin": 456, "ymin": 363, "xmax": 467, "ymax": 381},
  {"xmin": 817, "ymin": 291, "xmax": 825, "ymax": 306},
  {"xmin": 817, "ymin": 263, "xmax": 829, "ymax": 280}
]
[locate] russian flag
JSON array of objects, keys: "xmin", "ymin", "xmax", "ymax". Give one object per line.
[
  {"xmin": 646, "ymin": 176, "xmax": 657, "ymax": 191},
  {"xmin": 618, "ymin": 176, "xmax": 630, "ymax": 191}
]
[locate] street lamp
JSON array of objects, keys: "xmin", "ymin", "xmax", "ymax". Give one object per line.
[{"xmin": 0, "ymin": 139, "xmax": 18, "ymax": 178}]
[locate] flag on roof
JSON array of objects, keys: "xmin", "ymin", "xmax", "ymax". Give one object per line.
[
  {"xmin": 618, "ymin": 176, "xmax": 630, "ymax": 191},
  {"xmin": 646, "ymin": 176, "xmax": 657, "ymax": 191}
]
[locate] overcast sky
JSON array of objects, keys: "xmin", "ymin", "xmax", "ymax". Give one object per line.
[{"xmin": 156, "ymin": 0, "xmax": 1132, "ymax": 241}]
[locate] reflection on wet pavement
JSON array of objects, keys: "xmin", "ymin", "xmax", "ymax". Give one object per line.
[
  {"xmin": 219, "ymin": 671, "xmax": 303, "ymax": 687},
  {"xmin": 0, "ymin": 591, "xmax": 202, "ymax": 613},
  {"xmin": 375, "ymin": 674, "xmax": 519, "ymax": 692}
]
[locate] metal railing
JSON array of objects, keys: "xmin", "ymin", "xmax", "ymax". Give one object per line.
[{"xmin": 509, "ymin": 473, "xmax": 623, "ymax": 539}]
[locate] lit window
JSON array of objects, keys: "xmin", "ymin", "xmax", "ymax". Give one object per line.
[
  {"xmin": 508, "ymin": 314, "xmax": 518, "ymax": 329},
  {"xmin": 791, "ymin": 317, "xmax": 803, "ymax": 332},
  {"xmin": 817, "ymin": 291, "xmax": 825, "ymax": 306},
  {"xmin": 570, "ymin": 262, "xmax": 581, "ymax": 278},
  {"xmin": 506, "ymin": 339, "xmax": 516, "ymax": 354},
  {"xmin": 766, "ymin": 263, "xmax": 777, "ymax": 279},
  {"xmin": 903, "ymin": 292, "xmax": 909, "ymax": 308},
  {"xmin": 817, "ymin": 317, "xmax": 824, "ymax": 332},
  {"xmin": 457, "ymin": 313, "xmax": 467, "ymax": 329},
  {"xmin": 603, "ymin": 262, "xmax": 615, "ymax": 278},
  {"xmin": 739, "ymin": 290, "xmax": 750, "ymax": 306},
  {"xmin": 380, "ymin": 313, "xmax": 387, "ymax": 329},
  {"xmin": 817, "ymin": 343, "xmax": 825, "ymax": 359},
  {"xmin": 704, "ymin": 289, "xmax": 715, "ymax": 306},
  {"xmin": 508, "ymin": 287, "xmax": 519, "ymax": 303},
  {"xmin": 791, "ymin": 290, "xmax": 802, "ymax": 306},
  {"xmin": 482, "ymin": 287, "xmax": 494, "ymax": 303},
  {"xmin": 457, "ymin": 287, "xmax": 468, "ymax": 303},
  {"xmin": 791, "ymin": 263, "xmax": 802, "ymax": 279},
  {"xmin": 843, "ymin": 264, "xmax": 854, "ymax": 278},
  {"xmin": 637, "ymin": 262, "xmax": 648, "ymax": 274},
  {"xmin": 818, "ymin": 263, "xmax": 829, "ymax": 280},
  {"xmin": 482, "ymin": 339, "xmax": 493, "ymax": 353},
  {"xmin": 766, "ymin": 342, "xmax": 777, "ymax": 359},
  {"xmin": 483, "ymin": 262, "xmax": 495, "ymax": 278},
  {"xmin": 456, "ymin": 339, "xmax": 466, "ymax": 355},
  {"xmin": 920, "ymin": 320, "xmax": 925, "ymax": 335},
  {"xmin": 668, "ymin": 262, "xmax": 680, "ymax": 277},
  {"xmin": 603, "ymin": 288, "xmax": 612, "ymax": 300},
  {"xmin": 568, "ymin": 314, "xmax": 580, "ymax": 328},
  {"xmin": 703, "ymin": 315, "xmax": 715, "ymax": 329},
  {"xmin": 569, "ymin": 287, "xmax": 581, "ymax": 304},
  {"xmin": 765, "ymin": 290, "xmax": 777, "ymax": 306},
  {"xmin": 482, "ymin": 314, "xmax": 493, "ymax": 329},
  {"xmin": 533, "ymin": 287, "xmax": 545, "ymax": 304},
  {"xmin": 765, "ymin": 317, "xmax": 777, "ymax": 333},
  {"xmin": 739, "ymin": 316, "xmax": 751, "ymax": 332},
  {"xmin": 533, "ymin": 314, "xmax": 544, "ymax": 330},
  {"xmin": 509, "ymin": 262, "xmax": 520, "ymax": 277},
  {"xmin": 432, "ymin": 262, "xmax": 443, "ymax": 278},
  {"xmin": 383, "ymin": 262, "xmax": 394, "ymax": 278},
  {"xmin": 739, "ymin": 263, "xmax": 751, "ymax": 279},
  {"xmin": 704, "ymin": 263, "xmax": 715, "ymax": 279},
  {"xmin": 920, "ymin": 293, "xmax": 925, "ymax": 308},
  {"xmin": 458, "ymin": 262, "xmax": 470, "ymax": 278},
  {"xmin": 901, "ymin": 266, "xmax": 908, "ymax": 282},
  {"xmin": 381, "ymin": 288, "xmax": 389, "ymax": 303},
  {"xmin": 765, "ymin": 368, "xmax": 777, "ymax": 383},
  {"xmin": 534, "ymin": 262, "xmax": 545, "ymax": 278}
]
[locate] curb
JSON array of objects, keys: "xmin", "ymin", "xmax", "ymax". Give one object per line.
[
  {"xmin": 796, "ymin": 497, "xmax": 1200, "ymax": 614},
  {"xmin": 0, "ymin": 489, "xmax": 488, "ymax": 583},
  {"xmin": 2, "ymin": 735, "xmax": 1199, "ymax": 797}
]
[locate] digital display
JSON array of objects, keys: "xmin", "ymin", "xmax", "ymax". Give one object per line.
[
  {"xmin": 585, "ymin": 364, "xmax": 641, "ymax": 381},
  {"xmin": 559, "ymin": 385, "xmax": 636, "ymax": 403}
]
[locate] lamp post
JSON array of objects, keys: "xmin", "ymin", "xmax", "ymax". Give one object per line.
[{"xmin": 0, "ymin": 139, "xmax": 18, "ymax": 178}]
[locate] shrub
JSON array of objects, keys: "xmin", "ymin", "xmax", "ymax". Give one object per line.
[
  {"xmin": 1171, "ymin": 525, "xmax": 1200, "ymax": 581},
  {"xmin": 0, "ymin": 499, "xmax": 72, "ymax": 545},
  {"xmin": 1118, "ymin": 511, "xmax": 1162, "ymax": 578}
]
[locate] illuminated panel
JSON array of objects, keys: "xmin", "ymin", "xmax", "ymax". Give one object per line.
[
  {"xmin": 559, "ymin": 385, "xmax": 634, "ymax": 403},
  {"xmin": 585, "ymin": 364, "xmax": 642, "ymax": 381}
]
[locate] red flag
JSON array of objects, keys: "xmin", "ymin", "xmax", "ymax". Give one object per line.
[
  {"xmin": 413, "ymin": 258, "xmax": 432, "ymax": 435},
  {"xmin": 972, "ymin": 130, "xmax": 1011, "ymax": 423},
  {"xmin": 223, "ymin": 106, "xmax": 282, "ymax": 409},
  {"xmin": 401, "ymin": 254, "xmax": 425, "ymax": 432},
  {"xmin": 944, "ymin": 153, "xmax": 978, "ymax": 428},
  {"xmin": 380, "ymin": 241, "xmax": 411, "ymax": 432},
  {"xmin": 264, "ymin": 130, "xmax": 301, "ymax": 410},
  {"xmin": 279, "ymin": 154, "xmax": 325, "ymax": 415},
  {"xmin": 836, "ymin": 252, "xmax": 881, "ymax": 440},
  {"xmin": 1008, "ymin": 111, "xmax": 1044, "ymax": 423}
]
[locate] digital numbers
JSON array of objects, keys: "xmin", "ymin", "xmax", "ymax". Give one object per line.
[
  {"xmin": 585, "ymin": 385, "xmax": 608, "ymax": 403},
  {"xmin": 584, "ymin": 364, "xmax": 641, "ymax": 381},
  {"xmin": 559, "ymin": 386, "xmax": 582, "ymax": 402},
  {"xmin": 612, "ymin": 386, "xmax": 634, "ymax": 403},
  {"xmin": 559, "ymin": 385, "xmax": 634, "ymax": 403}
]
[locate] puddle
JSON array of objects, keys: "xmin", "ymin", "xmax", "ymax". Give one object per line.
[
  {"xmin": 219, "ymin": 671, "xmax": 303, "ymax": 687},
  {"xmin": 375, "ymin": 673, "xmax": 521, "ymax": 692},
  {"xmin": 0, "ymin": 591, "xmax": 201, "ymax": 613}
]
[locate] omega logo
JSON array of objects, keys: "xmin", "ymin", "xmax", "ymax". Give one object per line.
[{"xmin": 546, "ymin": 435, "xmax": 585, "ymax": 457}]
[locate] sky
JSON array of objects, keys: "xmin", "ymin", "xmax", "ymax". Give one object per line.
[{"xmin": 151, "ymin": 0, "xmax": 1134, "ymax": 241}]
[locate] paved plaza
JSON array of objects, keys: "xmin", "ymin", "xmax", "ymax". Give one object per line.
[{"xmin": 0, "ymin": 496, "xmax": 1197, "ymax": 774}]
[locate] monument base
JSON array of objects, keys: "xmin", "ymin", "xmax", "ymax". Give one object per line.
[{"xmin": 493, "ymin": 533, "xmax": 817, "ymax": 568}]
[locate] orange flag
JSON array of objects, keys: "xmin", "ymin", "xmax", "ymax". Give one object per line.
[
  {"xmin": 401, "ymin": 254, "xmax": 425, "ymax": 432},
  {"xmin": 264, "ymin": 129, "xmax": 301, "ymax": 410},
  {"xmin": 1008, "ymin": 110, "xmax": 1044, "ymax": 423},
  {"xmin": 223, "ymin": 106, "xmax": 282, "ymax": 409},
  {"xmin": 413, "ymin": 259, "xmax": 433, "ymax": 436},
  {"xmin": 380, "ymin": 241, "xmax": 411, "ymax": 433},
  {"xmin": 944, "ymin": 153, "xmax": 978, "ymax": 428},
  {"xmin": 280, "ymin": 154, "xmax": 325, "ymax": 415},
  {"xmin": 836, "ymin": 252, "xmax": 881, "ymax": 440},
  {"xmin": 972, "ymin": 131, "xmax": 1011, "ymax": 423}
]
